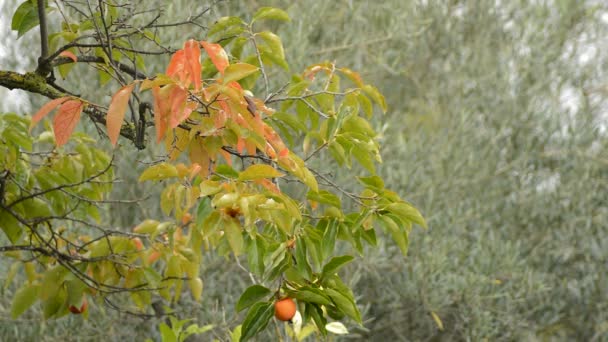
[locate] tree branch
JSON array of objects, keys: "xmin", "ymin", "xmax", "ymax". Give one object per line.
[{"xmin": 36, "ymin": 0, "xmax": 50, "ymax": 76}]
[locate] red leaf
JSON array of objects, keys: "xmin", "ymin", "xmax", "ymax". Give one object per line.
[
  {"xmin": 53, "ymin": 100, "xmax": 83, "ymax": 146},
  {"xmin": 30, "ymin": 97, "xmax": 70, "ymax": 131},
  {"xmin": 184, "ymin": 39, "xmax": 202, "ymax": 91},
  {"xmin": 279, "ymin": 148, "xmax": 289, "ymax": 158},
  {"xmin": 59, "ymin": 51, "xmax": 78, "ymax": 62},
  {"xmin": 201, "ymin": 41, "xmax": 229, "ymax": 75},
  {"xmin": 106, "ymin": 84, "xmax": 135, "ymax": 146}
]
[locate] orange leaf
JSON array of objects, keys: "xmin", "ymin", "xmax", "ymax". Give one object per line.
[
  {"xmin": 254, "ymin": 178, "xmax": 280, "ymax": 194},
  {"xmin": 265, "ymin": 142, "xmax": 277, "ymax": 159},
  {"xmin": 279, "ymin": 148, "xmax": 289, "ymax": 158},
  {"xmin": 167, "ymin": 50, "xmax": 186, "ymax": 83},
  {"xmin": 201, "ymin": 41, "xmax": 229, "ymax": 75},
  {"xmin": 169, "ymin": 86, "xmax": 189, "ymax": 128},
  {"xmin": 30, "ymin": 97, "xmax": 70, "ymax": 131},
  {"xmin": 106, "ymin": 84, "xmax": 135, "ymax": 146},
  {"xmin": 184, "ymin": 39, "xmax": 202, "ymax": 91},
  {"xmin": 220, "ymin": 149, "xmax": 232, "ymax": 166},
  {"xmin": 189, "ymin": 163, "xmax": 202, "ymax": 180},
  {"xmin": 53, "ymin": 100, "xmax": 83, "ymax": 146},
  {"xmin": 59, "ymin": 51, "xmax": 78, "ymax": 62},
  {"xmin": 236, "ymin": 137, "xmax": 245, "ymax": 154},
  {"xmin": 153, "ymin": 85, "xmax": 173, "ymax": 142}
]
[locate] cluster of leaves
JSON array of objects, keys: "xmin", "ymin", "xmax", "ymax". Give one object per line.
[{"xmin": 2, "ymin": 3, "xmax": 425, "ymax": 341}]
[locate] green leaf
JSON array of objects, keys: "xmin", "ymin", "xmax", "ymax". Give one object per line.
[
  {"xmin": 223, "ymin": 63, "xmax": 259, "ymax": 84},
  {"xmin": 356, "ymin": 175, "xmax": 384, "ymax": 192},
  {"xmin": 322, "ymin": 255, "xmax": 354, "ymax": 278},
  {"xmin": 378, "ymin": 215, "xmax": 409, "ymax": 256},
  {"xmin": 225, "ymin": 218, "xmax": 244, "ymax": 255},
  {"xmin": 252, "ymin": 7, "xmax": 290, "ymax": 23},
  {"xmin": 258, "ymin": 31, "xmax": 285, "ymax": 60},
  {"xmin": 240, "ymin": 302, "xmax": 274, "ymax": 341},
  {"xmin": 0, "ymin": 208, "xmax": 23, "ymax": 243},
  {"xmin": 159, "ymin": 323, "xmax": 177, "ymax": 342},
  {"xmin": 306, "ymin": 303, "xmax": 327, "ymax": 335},
  {"xmin": 236, "ymin": 285, "xmax": 271, "ymax": 312},
  {"xmin": 11, "ymin": 283, "xmax": 40, "ymax": 318},
  {"xmin": 295, "ymin": 238, "xmax": 312, "ymax": 279},
  {"xmin": 321, "ymin": 220, "xmax": 338, "ymax": 260},
  {"xmin": 247, "ymin": 236, "xmax": 265, "ymax": 275},
  {"xmin": 208, "ymin": 16, "xmax": 245, "ymax": 38},
  {"xmin": 272, "ymin": 112, "xmax": 307, "ymax": 132},
  {"xmin": 239, "ymin": 164, "xmax": 284, "ymax": 181},
  {"xmin": 385, "ymin": 202, "xmax": 427, "ymax": 228},
  {"xmin": 325, "ymin": 288, "xmax": 361, "ymax": 324},
  {"xmin": 11, "ymin": 1, "xmax": 40, "ymax": 38},
  {"xmin": 196, "ymin": 197, "xmax": 213, "ymax": 227},
  {"xmin": 307, "ymin": 190, "xmax": 341, "ymax": 209},
  {"xmin": 215, "ymin": 164, "xmax": 239, "ymax": 179},
  {"xmin": 362, "ymin": 85, "xmax": 387, "ymax": 113},
  {"xmin": 138, "ymin": 162, "xmax": 178, "ymax": 181},
  {"xmin": 42, "ymin": 286, "xmax": 67, "ymax": 319},
  {"xmin": 289, "ymin": 286, "xmax": 332, "ymax": 306}
]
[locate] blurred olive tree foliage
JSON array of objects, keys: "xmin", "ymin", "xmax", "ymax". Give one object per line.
[{"xmin": 1, "ymin": 0, "xmax": 607, "ymax": 341}]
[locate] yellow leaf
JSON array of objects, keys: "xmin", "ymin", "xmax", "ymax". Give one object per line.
[{"xmin": 431, "ymin": 311, "xmax": 444, "ymax": 331}]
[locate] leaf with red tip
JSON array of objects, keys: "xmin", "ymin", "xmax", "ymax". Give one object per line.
[
  {"xmin": 59, "ymin": 51, "xmax": 78, "ymax": 62},
  {"xmin": 30, "ymin": 97, "xmax": 70, "ymax": 131},
  {"xmin": 201, "ymin": 41, "xmax": 229, "ymax": 75},
  {"xmin": 106, "ymin": 84, "xmax": 135, "ymax": 146},
  {"xmin": 53, "ymin": 100, "xmax": 83, "ymax": 146}
]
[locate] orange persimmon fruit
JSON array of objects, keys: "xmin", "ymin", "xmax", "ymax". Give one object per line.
[{"xmin": 274, "ymin": 297, "xmax": 296, "ymax": 321}]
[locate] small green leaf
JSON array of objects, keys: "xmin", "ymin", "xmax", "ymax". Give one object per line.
[
  {"xmin": 138, "ymin": 162, "xmax": 178, "ymax": 181},
  {"xmin": 252, "ymin": 7, "xmax": 290, "ymax": 23},
  {"xmin": 236, "ymin": 285, "xmax": 271, "ymax": 312},
  {"xmin": 322, "ymin": 255, "xmax": 354, "ymax": 278},
  {"xmin": 240, "ymin": 302, "xmax": 274, "ymax": 341},
  {"xmin": 11, "ymin": 283, "xmax": 40, "ymax": 318},
  {"xmin": 239, "ymin": 164, "xmax": 284, "ymax": 181}
]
